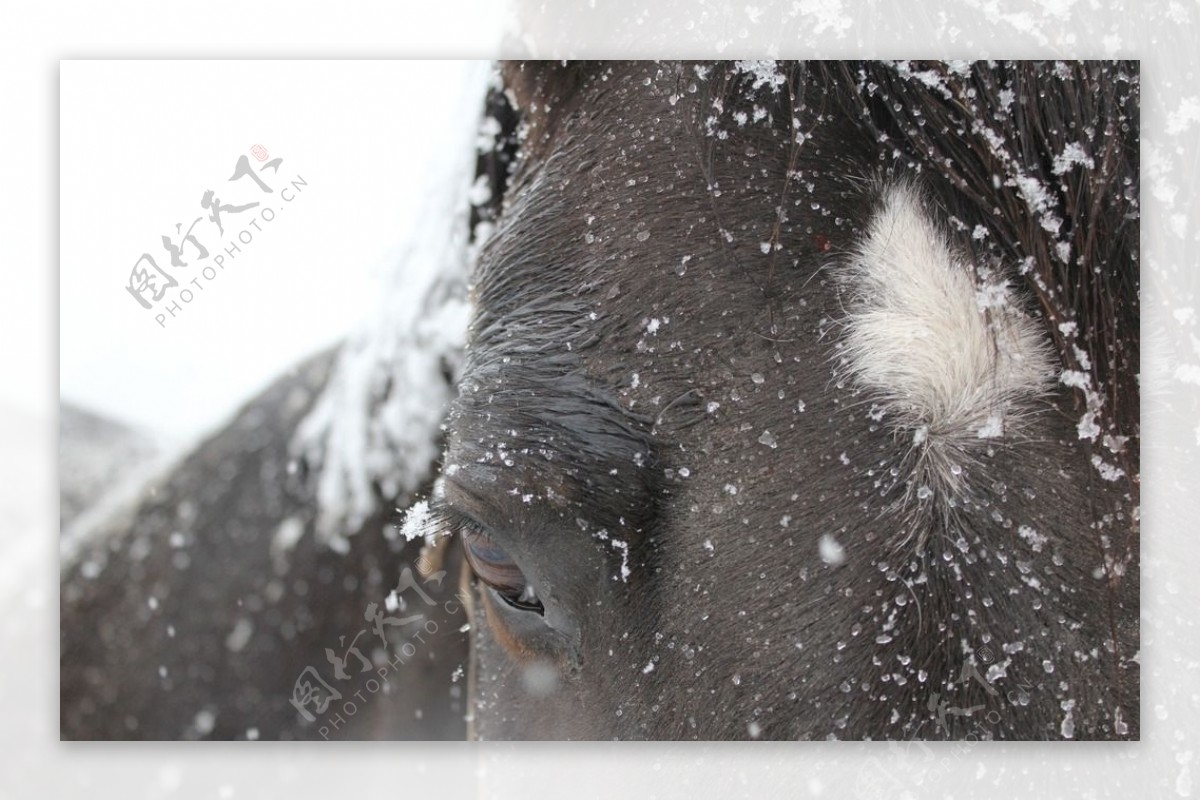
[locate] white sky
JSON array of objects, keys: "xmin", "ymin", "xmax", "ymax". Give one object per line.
[{"xmin": 60, "ymin": 60, "xmax": 487, "ymax": 441}]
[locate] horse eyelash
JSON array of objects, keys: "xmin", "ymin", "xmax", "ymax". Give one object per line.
[{"xmin": 410, "ymin": 498, "xmax": 484, "ymax": 543}]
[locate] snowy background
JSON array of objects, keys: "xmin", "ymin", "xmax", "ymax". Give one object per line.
[
  {"xmin": 60, "ymin": 60, "xmax": 486, "ymax": 444},
  {"xmin": 5, "ymin": 0, "xmax": 1199, "ymax": 796},
  {"xmin": 58, "ymin": 59, "xmax": 488, "ymax": 561}
]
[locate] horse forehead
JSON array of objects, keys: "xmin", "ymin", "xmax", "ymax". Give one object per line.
[
  {"xmin": 468, "ymin": 121, "xmax": 789, "ymax": 343},
  {"xmin": 454, "ymin": 63, "xmax": 831, "ymax": 472}
]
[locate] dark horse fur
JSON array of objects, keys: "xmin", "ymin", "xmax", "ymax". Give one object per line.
[{"xmin": 444, "ymin": 61, "xmax": 1139, "ymax": 740}]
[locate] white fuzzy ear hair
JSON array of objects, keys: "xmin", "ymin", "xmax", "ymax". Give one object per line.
[{"xmin": 837, "ymin": 183, "xmax": 1056, "ymax": 493}]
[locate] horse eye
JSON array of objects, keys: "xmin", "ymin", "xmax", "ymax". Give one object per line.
[{"xmin": 460, "ymin": 526, "xmax": 544, "ymax": 615}]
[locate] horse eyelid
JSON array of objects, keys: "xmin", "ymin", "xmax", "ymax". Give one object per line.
[{"xmin": 424, "ymin": 498, "xmax": 489, "ymax": 541}]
